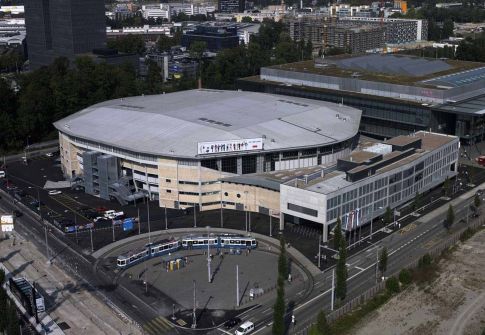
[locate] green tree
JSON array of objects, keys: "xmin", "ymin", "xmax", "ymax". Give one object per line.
[
  {"xmin": 412, "ymin": 192, "xmax": 422, "ymax": 211},
  {"xmin": 442, "ymin": 18, "xmax": 454, "ymax": 39},
  {"xmin": 384, "ymin": 206, "xmax": 393, "ymax": 224},
  {"xmin": 241, "ymin": 16, "xmax": 253, "ymax": 23},
  {"xmin": 475, "ymin": 193, "xmax": 481, "ymax": 208},
  {"xmin": 378, "ymin": 246, "xmax": 388, "ymax": 277},
  {"xmin": 273, "ymin": 236, "xmax": 287, "ymax": 335},
  {"xmin": 385, "ymin": 277, "xmax": 400, "ymax": 294},
  {"xmin": 333, "ymin": 217, "xmax": 342, "ymax": 250},
  {"xmin": 309, "ymin": 310, "xmax": 332, "ymax": 335},
  {"xmin": 336, "ymin": 235, "xmax": 348, "ymax": 301},
  {"xmin": 442, "ymin": 177, "xmax": 450, "ymax": 196},
  {"xmin": 157, "ymin": 35, "xmax": 176, "ymax": 52},
  {"xmin": 107, "ymin": 34, "xmax": 145, "ymax": 54},
  {"xmin": 274, "ymin": 33, "xmax": 299, "ymax": 64},
  {"xmin": 398, "ymin": 268, "xmax": 412, "ymax": 285},
  {"xmin": 304, "ymin": 40, "xmax": 313, "ymax": 60},
  {"xmin": 444, "ymin": 204, "xmax": 455, "ymax": 231}
]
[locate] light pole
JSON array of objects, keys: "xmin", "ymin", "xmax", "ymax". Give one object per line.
[
  {"xmin": 192, "ymin": 280, "xmax": 197, "ymax": 329},
  {"xmin": 147, "ymin": 198, "xmax": 151, "ymax": 243},
  {"xmin": 331, "ymin": 268, "xmax": 335, "ymax": 311},
  {"xmin": 269, "ymin": 210, "xmax": 272, "ymax": 237},
  {"xmin": 164, "ymin": 204, "xmax": 168, "ymax": 230},
  {"xmin": 220, "ymin": 199, "xmax": 223, "ymax": 228},
  {"xmin": 90, "ymin": 227, "xmax": 94, "ymax": 252},
  {"xmin": 244, "ymin": 191, "xmax": 248, "ymax": 232},
  {"xmin": 236, "ymin": 264, "xmax": 240, "ymax": 307},
  {"xmin": 193, "ymin": 203, "xmax": 197, "ymax": 228},
  {"xmin": 206, "ymin": 226, "xmax": 211, "ymax": 283}
]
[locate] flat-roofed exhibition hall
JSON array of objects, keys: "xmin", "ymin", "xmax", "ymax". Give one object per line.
[
  {"xmin": 238, "ymin": 53, "xmax": 485, "ymax": 142},
  {"xmin": 54, "ymin": 89, "xmax": 361, "ymax": 212}
]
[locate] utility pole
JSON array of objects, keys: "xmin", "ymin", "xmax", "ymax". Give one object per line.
[
  {"xmin": 331, "ymin": 268, "xmax": 335, "ymax": 311},
  {"xmin": 193, "ymin": 203, "xmax": 197, "ymax": 228},
  {"xmin": 44, "ymin": 225, "xmax": 50, "ymax": 263},
  {"xmin": 164, "ymin": 204, "xmax": 168, "ymax": 230},
  {"xmin": 147, "ymin": 198, "xmax": 151, "ymax": 243},
  {"xmin": 236, "ymin": 265, "xmax": 239, "ymax": 307},
  {"xmin": 138, "ymin": 207, "xmax": 141, "ymax": 235},
  {"xmin": 375, "ymin": 247, "xmax": 379, "ymax": 283},
  {"xmin": 112, "ymin": 220, "xmax": 115, "ymax": 242},
  {"xmin": 192, "ymin": 280, "xmax": 197, "ymax": 329},
  {"xmin": 74, "ymin": 213, "xmax": 78, "ymax": 244},
  {"xmin": 90, "ymin": 227, "xmax": 94, "ymax": 252},
  {"xmin": 248, "ymin": 212, "xmax": 251, "ymax": 232},
  {"xmin": 207, "ymin": 227, "xmax": 211, "ymax": 283},
  {"xmin": 269, "ymin": 212, "xmax": 272, "ymax": 237},
  {"xmin": 220, "ymin": 200, "xmax": 223, "ymax": 228}
]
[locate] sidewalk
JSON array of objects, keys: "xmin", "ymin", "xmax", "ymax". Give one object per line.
[{"xmin": 0, "ymin": 232, "xmax": 142, "ymax": 335}]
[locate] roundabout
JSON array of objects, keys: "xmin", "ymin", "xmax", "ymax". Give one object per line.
[{"xmin": 95, "ymin": 228, "xmax": 310, "ymax": 332}]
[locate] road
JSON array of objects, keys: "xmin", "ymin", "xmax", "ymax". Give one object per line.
[{"xmin": 207, "ymin": 190, "xmax": 480, "ymax": 335}]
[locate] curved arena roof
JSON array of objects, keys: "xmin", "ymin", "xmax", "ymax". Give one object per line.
[{"xmin": 54, "ymin": 89, "xmax": 362, "ymax": 159}]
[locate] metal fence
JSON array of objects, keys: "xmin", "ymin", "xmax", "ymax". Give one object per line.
[{"xmin": 297, "ymin": 217, "xmax": 484, "ymax": 334}]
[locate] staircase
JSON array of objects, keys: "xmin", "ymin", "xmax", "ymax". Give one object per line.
[{"xmin": 109, "ymin": 176, "xmax": 146, "ymax": 206}]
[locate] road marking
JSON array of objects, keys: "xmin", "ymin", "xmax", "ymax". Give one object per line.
[
  {"xmin": 218, "ymin": 328, "xmax": 233, "ymax": 335},
  {"xmin": 355, "ymin": 266, "xmax": 364, "ymax": 271},
  {"xmin": 262, "ymin": 308, "xmax": 272, "ymax": 315}
]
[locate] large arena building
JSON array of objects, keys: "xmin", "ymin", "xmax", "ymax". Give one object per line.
[{"xmin": 55, "ymin": 89, "xmax": 361, "ymax": 213}]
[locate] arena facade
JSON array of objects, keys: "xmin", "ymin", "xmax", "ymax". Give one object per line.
[{"xmin": 54, "ymin": 89, "xmax": 361, "ymax": 213}]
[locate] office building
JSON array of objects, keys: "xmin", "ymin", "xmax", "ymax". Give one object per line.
[
  {"xmin": 219, "ymin": 0, "xmax": 245, "ymax": 13},
  {"xmin": 181, "ymin": 25, "xmax": 239, "ymax": 51},
  {"xmin": 322, "ymin": 23, "xmax": 385, "ymax": 53},
  {"xmin": 280, "ymin": 131, "xmax": 459, "ymax": 240},
  {"xmin": 25, "ymin": 0, "xmax": 106, "ymax": 69}
]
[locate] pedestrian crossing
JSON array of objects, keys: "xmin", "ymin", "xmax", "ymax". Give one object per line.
[{"xmin": 142, "ymin": 316, "xmax": 174, "ymax": 334}]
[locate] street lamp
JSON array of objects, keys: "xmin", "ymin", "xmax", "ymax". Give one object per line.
[
  {"xmin": 193, "ymin": 202, "xmax": 197, "ymax": 228},
  {"xmin": 244, "ymin": 191, "xmax": 248, "ymax": 232},
  {"xmin": 206, "ymin": 226, "xmax": 211, "ymax": 283}
]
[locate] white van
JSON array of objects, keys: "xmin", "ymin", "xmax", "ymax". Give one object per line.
[
  {"xmin": 0, "ymin": 171, "xmax": 5, "ymax": 178},
  {"xmin": 235, "ymin": 321, "xmax": 254, "ymax": 335}
]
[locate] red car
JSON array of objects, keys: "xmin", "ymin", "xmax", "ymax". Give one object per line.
[{"xmin": 96, "ymin": 206, "xmax": 108, "ymax": 214}]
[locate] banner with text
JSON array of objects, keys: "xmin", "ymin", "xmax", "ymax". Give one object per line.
[{"xmin": 198, "ymin": 138, "xmax": 264, "ymax": 155}]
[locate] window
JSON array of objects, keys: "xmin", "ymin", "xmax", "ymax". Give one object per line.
[
  {"xmin": 287, "ymin": 203, "xmax": 318, "ymax": 217},
  {"xmin": 242, "ymin": 155, "xmax": 257, "ymax": 174},
  {"xmin": 166, "ymin": 179, "xmax": 171, "ymax": 183},
  {"xmin": 403, "ymin": 167, "xmax": 414, "ymax": 178},
  {"xmin": 201, "ymin": 159, "xmax": 218, "ymax": 171},
  {"xmin": 221, "ymin": 157, "xmax": 237, "ymax": 174},
  {"xmin": 166, "ymin": 189, "xmax": 172, "ymax": 193},
  {"xmin": 282, "ymin": 151, "xmax": 298, "ymax": 159},
  {"xmin": 389, "ymin": 172, "xmax": 402, "ymax": 184}
]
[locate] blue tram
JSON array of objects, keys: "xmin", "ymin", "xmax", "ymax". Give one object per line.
[
  {"xmin": 181, "ymin": 234, "xmax": 257, "ymax": 250},
  {"xmin": 116, "ymin": 234, "xmax": 257, "ymax": 269},
  {"xmin": 117, "ymin": 239, "xmax": 180, "ymax": 268}
]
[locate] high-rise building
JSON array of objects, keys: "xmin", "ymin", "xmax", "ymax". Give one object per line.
[
  {"xmin": 218, "ymin": 0, "xmax": 245, "ymax": 13},
  {"xmin": 25, "ymin": 0, "xmax": 106, "ymax": 69}
]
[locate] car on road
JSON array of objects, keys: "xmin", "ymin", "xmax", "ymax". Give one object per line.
[
  {"xmin": 45, "ymin": 152, "xmax": 54, "ymax": 157},
  {"xmin": 48, "ymin": 190, "xmax": 62, "ymax": 195},
  {"xmin": 224, "ymin": 317, "xmax": 242, "ymax": 329},
  {"xmin": 235, "ymin": 321, "xmax": 254, "ymax": 335}
]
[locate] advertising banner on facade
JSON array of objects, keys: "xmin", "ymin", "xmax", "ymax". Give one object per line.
[
  {"xmin": 1, "ymin": 215, "xmax": 14, "ymax": 232},
  {"xmin": 197, "ymin": 138, "xmax": 264, "ymax": 155}
]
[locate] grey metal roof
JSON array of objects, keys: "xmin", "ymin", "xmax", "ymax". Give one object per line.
[
  {"xmin": 435, "ymin": 94, "xmax": 485, "ymax": 115},
  {"xmin": 54, "ymin": 89, "xmax": 361, "ymax": 159},
  {"xmin": 335, "ymin": 54, "xmax": 452, "ymax": 77}
]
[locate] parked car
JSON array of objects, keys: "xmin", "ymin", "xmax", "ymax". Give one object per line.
[
  {"xmin": 48, "ymin": 190, "xmax": 62, "ymax": 195},
  {"xmin": 224, "ymin": 317, "xmax": 242, "ymax": 329}
]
